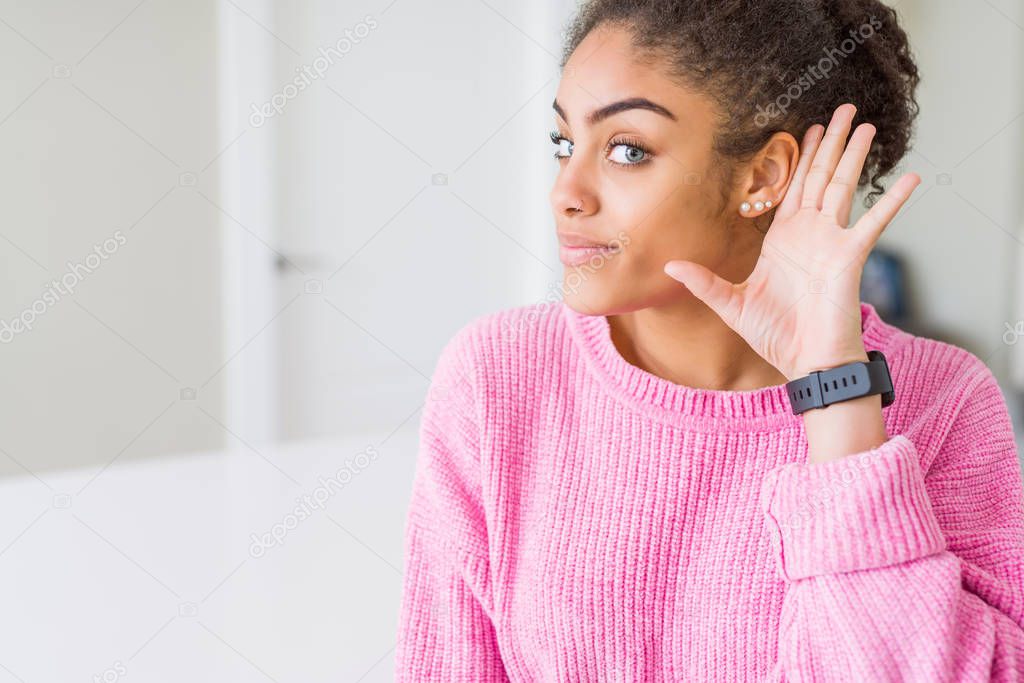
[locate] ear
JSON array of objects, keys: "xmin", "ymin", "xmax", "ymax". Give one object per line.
[{"xmin": 743, "ymin": 131, "xmax": 801, "ymax": 205}]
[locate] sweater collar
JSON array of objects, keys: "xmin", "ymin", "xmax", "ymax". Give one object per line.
[{"xmin": 563, "ymin": 300, "xmax": 891, "ymax": 429}]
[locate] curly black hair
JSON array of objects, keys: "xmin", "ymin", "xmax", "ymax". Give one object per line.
[{"xmin": 559, "ymin": 0, "xmax": 920, "ymax": 210}]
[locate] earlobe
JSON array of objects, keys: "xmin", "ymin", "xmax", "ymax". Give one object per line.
[{"xmin": 739, "ymin": 199, "xmax": 776, "ymax": 216}]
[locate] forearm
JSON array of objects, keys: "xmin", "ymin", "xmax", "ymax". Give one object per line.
[
  {"xmin": 761, "ymin": 432, "xmax": 1024, "ymax": 681},
  {"xmin": 801, "ymin": 391, "xmax": 889, "ymax": 464},
  {"xmin": 793, "ymin": 349, "xmax": 889, "ymax": 464}
]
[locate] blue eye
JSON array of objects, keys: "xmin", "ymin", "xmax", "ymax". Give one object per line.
[
  {"xmin": 606, "ymin": 136, "xmax": 652, "ymax": 167},
  {"xmin": 550, "ymin": 130, "xmax": 572, "ymax": 159},
  {"xmin": 608, "ymin": 142, "xmax": 648, "ymax": 165},
  {"xmin": 548, "ymin": 130, "xmax": 653, "ymax": 168}
]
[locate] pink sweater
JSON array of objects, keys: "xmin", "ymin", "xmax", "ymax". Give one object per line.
[{"xmin": 395, "ymin": 300, "xmax": 1024, "ymax": 681}]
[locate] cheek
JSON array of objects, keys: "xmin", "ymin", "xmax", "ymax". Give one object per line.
[{"xmin": 623, "ymin": 189, "xmax": 713, "ymax": 263}]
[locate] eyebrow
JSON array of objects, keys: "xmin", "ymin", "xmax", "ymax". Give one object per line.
[{"xmin": 552, "ymin": 97, "xmax": 678, "ymax": 127}]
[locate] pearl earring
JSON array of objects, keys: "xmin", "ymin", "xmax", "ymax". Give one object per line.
[
  {"xmin": 740, "ymin": 201, "xmax": 752, "ymax": 213},
  {"xmin": 765, "ymin": 200, "xmax": 773, "ymax": 208},
  {"xmin": 754, "ymin": 200, "xmax": 765, "ymax": 211}
]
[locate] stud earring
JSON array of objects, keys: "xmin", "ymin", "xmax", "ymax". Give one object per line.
[
  {"xmin": 740, "ymin": 201, "xmax": 752, "ymax": 213},
  {"xmin": 754, "ymin": 200, "xmax": 765, "ymax": 211},
  {"xmin": 765, "ymin": 200, "xmax": 773, "ymax": 209}
]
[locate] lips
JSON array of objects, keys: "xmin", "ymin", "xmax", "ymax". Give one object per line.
[
  {"xmin": 556, "ymin": 231, "xmax": 609, "ymax": 248},
  {"xmin": 556, "ymin": 231, "xmax": 615, "ymax": 267}
]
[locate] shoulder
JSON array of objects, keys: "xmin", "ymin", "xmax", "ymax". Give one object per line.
[
  {"xmin": 420, "ymin": 301, "xmax": 571, "ymax": 466},
  {"xmin": 866, "ymin": 304, "xmax": 1013, "ymax": 464},
  {"xmin": 431, "ymin": 300, "xmax": 571, "ymax": 388},
  {"xmin": 862, "ymin": 301, "xmax": 998, "ymax": 402},
  {"xmin": 886, "ymin": 325, "xmax": 1002, "ymax": 413}
]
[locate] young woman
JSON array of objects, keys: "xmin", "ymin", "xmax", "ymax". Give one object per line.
[{"xmin": 396, "ymin": 1, "xmax": 1024, "ymax": 680}]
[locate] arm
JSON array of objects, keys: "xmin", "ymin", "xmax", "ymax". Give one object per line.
[
  {"xmin": 394, "ymin": 330, "xmax": 510, "ymax": 682},
  {"xmin": 760, "ymin": 358, "xmax": 1024, "ymax": 681}
]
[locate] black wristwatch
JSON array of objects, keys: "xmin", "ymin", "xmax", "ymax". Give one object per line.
[{"xmin": 785, "ymin": 350, "xmax": 895, "ymax": 415}]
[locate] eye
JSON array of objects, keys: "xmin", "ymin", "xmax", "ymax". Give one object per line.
[
  {"xmin": 606, "ymin": 137, "xmax": 651, "ymax": 167},
  {"xmin": 549, "ymin": 130, "xmax": 572, "ymax": 159},
  {"xmin": 549, "ymin": 130, "xmax": 653, "ymax": 168}
]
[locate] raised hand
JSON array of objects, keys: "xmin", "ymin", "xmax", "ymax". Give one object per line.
[{"xmin": 663, "ymin": 103, "xmax": 921, "ymax": 381}]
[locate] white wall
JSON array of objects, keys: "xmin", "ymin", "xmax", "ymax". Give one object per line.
[
  {"xmin": 883, "ymin": 0, "xmax": 1024, "ymax": 390},
  {"xmin": 265, "ymin": 0, "xmax": 571, "ymax": 440},
  {"xmin": 0, "ymin": 0, "xmax": 226, "ymax": 476}
]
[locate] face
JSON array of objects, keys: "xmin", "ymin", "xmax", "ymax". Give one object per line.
[{"xmin": 549, "ymin": 24, "xmax": 772, "ymax": 316}]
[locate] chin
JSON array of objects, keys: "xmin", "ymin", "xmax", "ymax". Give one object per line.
[
  {"xmin": 561, "ymin": 286, "xmax": 635, "ymax": 317},
  {"xmin": 560, "ymin": 275, "xmax": 694, "ymax": 316}
]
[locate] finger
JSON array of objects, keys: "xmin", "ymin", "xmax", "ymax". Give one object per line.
[
  {"xmin": 801, "ymin": 103, "xmax": 857, "ymax": 211},
  {"xmin": 850, "ymin": 172, "xmax": 922, "ymax": 247},
  {"xmin": 821, "ymin": 123, "xmax": 877, "ymax": 227},
  {"xmin": 775, "ymin": 124, "xmax": 824, "ymax": 221},
  {"xmin": 664, "ymin": 260, "xmax": 741, "ymax": 328}
]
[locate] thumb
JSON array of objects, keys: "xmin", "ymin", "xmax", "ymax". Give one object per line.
[{"xmin": 663, "ymin": 260, "xmax": 739, "ymax": 325}]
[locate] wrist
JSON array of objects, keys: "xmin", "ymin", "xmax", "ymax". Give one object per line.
[
  {"xmin": 788, "ymin": 349, "xmax": 869, "ymax": 381},
  {"xmin": 785, "ymin": 348, "xmax": 895, "ymax": 418},
  {"xmin": 802, "ymin": 393, "xmax": 888, "ymax": 463}
]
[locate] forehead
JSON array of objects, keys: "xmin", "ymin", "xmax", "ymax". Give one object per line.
[
  {"xmin": 559, "ymin": 26, "xmax": 659, "ymax": 99},
  {"xmin": 556, "ymin": 24, "xmax": 712, "ymax": 127}
]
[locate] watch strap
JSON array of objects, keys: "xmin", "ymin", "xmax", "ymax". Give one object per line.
[{"xmin": 786, "ymin": 350, "xmax": 894, "ymax": 415}]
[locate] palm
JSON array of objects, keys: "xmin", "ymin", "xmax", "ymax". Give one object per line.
[
  {"xmin": 665, "ymin": 103, "xmax": 921, "ymax": 380},
  {"xmin": 737, "ymin": 207, "xmax": 870, "ymax": 381}
]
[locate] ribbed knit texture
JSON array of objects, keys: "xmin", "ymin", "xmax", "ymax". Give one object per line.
[{"xmin": 395, "ymin": 300, "xmax": 1024, "ymax": 681}]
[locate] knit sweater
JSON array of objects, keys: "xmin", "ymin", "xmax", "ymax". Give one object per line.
[{"xmin": 395, "ymin": 300, "xmax": 1024, "ymax": 682}]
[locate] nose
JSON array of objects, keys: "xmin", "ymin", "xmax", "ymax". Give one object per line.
[{"xmin": 550, "ymin": 173, "xmax": 595, "ymax": 219}]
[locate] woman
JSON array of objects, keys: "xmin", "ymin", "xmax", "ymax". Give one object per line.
[{"xmin": 396, "ymin": 0, "xmax": 1024, "ymax": 680}]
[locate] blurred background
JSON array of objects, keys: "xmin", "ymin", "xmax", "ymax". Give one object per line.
[{"xmin": 0, "ymin": 0, "xmax": 1022, "ymax": 680}]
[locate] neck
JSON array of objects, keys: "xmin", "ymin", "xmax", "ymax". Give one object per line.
[{"xmin": 607, "ymin": 297, "xmax": 789, "ymax": 392}]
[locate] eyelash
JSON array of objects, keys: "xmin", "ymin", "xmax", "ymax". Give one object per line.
[{"xmin": 549, "ymin": 130, "xmax": 653, "ymax": 168}]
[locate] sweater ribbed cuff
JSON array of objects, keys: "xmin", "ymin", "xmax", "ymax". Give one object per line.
[{"xmin": 759, "ymin": 434, "xmax": 948, "ymax": 581}]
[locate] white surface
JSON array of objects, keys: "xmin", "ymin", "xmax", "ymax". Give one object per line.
[{"xmin": 0, "ymin": 428, "xmax": 417, "ymax": 682}]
